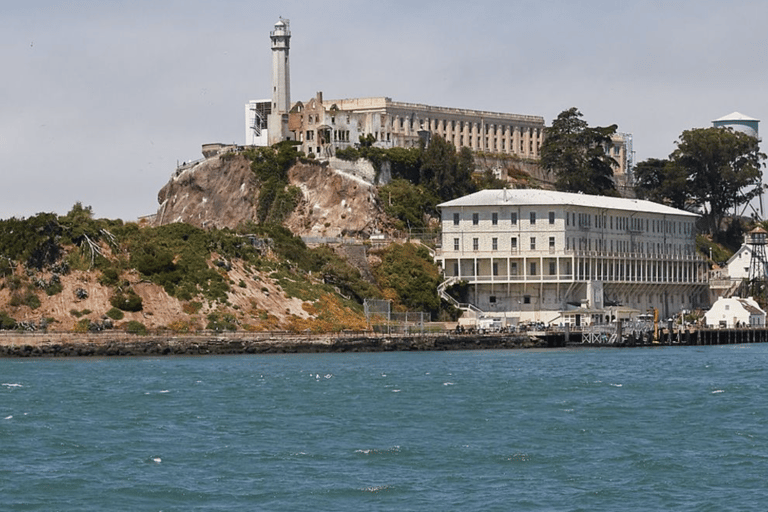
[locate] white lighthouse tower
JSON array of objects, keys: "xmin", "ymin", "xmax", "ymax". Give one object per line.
[{"xmin": 267, "ymin": 18, "xmax": 292, "ymax": 145}]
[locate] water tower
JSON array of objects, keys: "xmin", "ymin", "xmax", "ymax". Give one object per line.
[
  {"xmin": 746, "ymin": 227, "xmax": 768, "ymax": 299},
  {"xmin": 712, "ymin": 112, "xmax": 760, "ymax": 140},
  {"xmin": 713, "ymin": 112, "xmax": 763, "ymax": 218}
]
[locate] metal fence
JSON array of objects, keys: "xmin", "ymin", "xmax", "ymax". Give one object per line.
[{"xmin": 364, "ymin": 299, "xmax": 428, "ymax": 335}]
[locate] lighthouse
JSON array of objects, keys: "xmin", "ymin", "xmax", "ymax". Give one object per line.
[{"xmin": 267, "ymin": 18, "xmax": 292, "ymax": 145}]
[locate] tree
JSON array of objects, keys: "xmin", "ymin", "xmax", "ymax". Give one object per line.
[
  {"xmin": 633, "ymin": 158, "xmax": 689, "ymax": 210},
  {"xmin": 670, "ymin": 127, "xmax": 765, "ymax": 234},
  {"xmin": 540, "ymin": 107, "xmax": 618, "ymax": 196},
  {"xmin": 419, "ymin": 135, "xmax": 477, "ymax": 201}
]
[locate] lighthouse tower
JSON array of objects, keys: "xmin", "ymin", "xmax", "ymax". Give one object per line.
[{"xmin": 267, "ymin": 18, "xmax": 292, "ymax": 145}]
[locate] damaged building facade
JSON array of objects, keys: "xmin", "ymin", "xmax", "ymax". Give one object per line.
[
  {"xmin": 287, "ymin": 92, "xmax": 546, "ymax": 160},
  {"xmin": 246, "ymin": 19, "xmax": 547, "ymax": 162}
]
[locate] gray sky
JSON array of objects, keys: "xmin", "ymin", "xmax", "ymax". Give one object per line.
[{"xmin": 3, "ymin": 0, "xmax": 767, "ymax": 220}]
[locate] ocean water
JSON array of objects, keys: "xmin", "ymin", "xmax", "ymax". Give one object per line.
[{"xmin": 2, "ymin": 345, "xmax": 767, "ymax": 511}]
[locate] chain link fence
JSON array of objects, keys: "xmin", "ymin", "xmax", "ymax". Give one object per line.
[{"xmin": 364, "ymin": 299, "xmax": 427, "ymax": 335}]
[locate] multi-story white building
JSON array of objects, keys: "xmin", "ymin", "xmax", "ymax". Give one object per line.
[{"xmin": 436, "ymin": 189, "xmax": 709, "ymax": 326}]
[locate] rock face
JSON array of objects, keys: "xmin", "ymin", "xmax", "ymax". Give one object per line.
[
  {"xmin": 153, "ymin": 154, "xmax": 390, "ymax": 238},
  {"xmin": 155, "ymin": 155, "xmax": 258, "ymax": 229},
  {"xmin": 283, "ymin": 162, "xmax": 385, "ymax": 238}
]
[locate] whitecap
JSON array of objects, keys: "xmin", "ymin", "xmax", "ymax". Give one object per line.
[
  {"xmin": 159, "ymin": 390, "xmax": 170, "ymax": 394},
  {"xmin": 324, "ymin": 374, "xmax": 332, "ymax": 379},
  {"xmin": 153, "ymin": 457, "xmax": 162, "ymax": 464},
  {"xmin": 443, "ymin": 382, "xmax": 454, "ymax": 386},
  {"xmin": 362, "ymin": 485, "xmax": 391, "ymax": 493},
  {"xmin": 2, "ymin": 383, "xmax": 22, "ymax": 388},
  {"xmin": 610, "ymin": 383, "xmax": 622, "ymax": 387},
  {"xmin": 392, "ymin": 389, "xmax": 401, "ymax": 393},
  {"xmin": 4, "ymin": 415, "xmax": 12, "ymax": 420},
  {"xmin": 712, "ymin": 389, "xmax": 725, "ymax": 394}
]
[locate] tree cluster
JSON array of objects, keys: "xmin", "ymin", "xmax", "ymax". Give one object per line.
[
  {"xmin": 540, "ymin": 107, "xmax": 619, "ymax": 196},
  {"xmin": 634, "ymin": 127, "xmax": 765, "ymax": 234}
]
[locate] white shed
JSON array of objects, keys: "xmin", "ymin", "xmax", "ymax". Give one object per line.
[{"xmin": 704, "ymin": 296, "xmax": 766, "ymax": 328}]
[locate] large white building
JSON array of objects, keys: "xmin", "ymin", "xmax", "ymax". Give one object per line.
[{"xmin": 436, "ymin": 189, "xmax": 709, "ymax": 326}]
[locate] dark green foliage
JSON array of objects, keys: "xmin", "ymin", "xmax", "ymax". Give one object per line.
[
  {"xmin": 99, "ymin": 267, "xmax": 120, "ymax": 287},
  {"xmin": 634, "ymin": 158, "xmax": 689, "ymax": 210},
  {"xmin": 0, "ymin": 212, "xmax": 62, "ymax": 270},
  {"xmin": 0, "ymin": 258, "xmax": 13, "ymax": 277},
  {"xmin": 419, "ymin": 136, "xmax": 477, "ymax": 202},
  {"xmin": 373, "ymin": 243, "xmax": 442, "ymax": 319},
  {"xmin": 0, "ymin": 311, "xmax": 17, "ymax": 330},
  {"xmin": 540, "ymin": 107, "xmax": 619, "ymax": 196},
  {"xmin": 671, "ymin": 127, "xmax": 765, "ymax": 234},
  {"xmin": 378, "ymin": 179, "xmax": 439, "ymax": 230},
  {"xmin": 206, "ymin": 311, "xmax": 238, "ymax": 331},
  {"xmin": 126, "ymin": 223, "xmax": 246, "ymax": 302},
  {"xmin": 335, "ymin": 146, "xmax": 360, "ymax": 161},
  {"xmin": 247, "ymin": 142, "xmax": 302, "ymax": 224},
  {"xmin": 311, "ymin": 245, "xmax": 381, "ymax": 303},
  {"xmin": 106, "ymin": 307, "xmax": 125, "ymax": 321},
  {"xmin": 475, "ymin": 169, "xmax": 509, "ymax": 190},
  {"xmin": 110, "ymin": 289, "xmax": 143, "ymax": 312},
  {"xmin": 44, "ymin": 275, "xmax": 63, "ymax": 296},
  {"xmin": 11, "ymin": 290, "xmax": 41, "ymax": 309},
  {"xmin": 123, "ymin": 320, "xmax": 147, "ymax": 335}
]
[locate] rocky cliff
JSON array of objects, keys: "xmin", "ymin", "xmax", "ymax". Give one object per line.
[{"xmin": 153, "ymin": 153, "xmax": 390, "ymax": 238}]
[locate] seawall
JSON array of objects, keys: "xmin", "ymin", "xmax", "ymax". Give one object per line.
[{"xmin": 0, "ymin": 332, "xmax": 549, "ymax": 358}]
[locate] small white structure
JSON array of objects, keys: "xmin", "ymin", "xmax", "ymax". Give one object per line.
[
  {"xmin": 725, "ymin": 244, "xmax": 754, "ymax": 280},
  {"xmin": 705, "ymin": 296, "xmax": 766, "ymax": 328}
]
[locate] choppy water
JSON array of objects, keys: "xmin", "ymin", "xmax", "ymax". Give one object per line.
[{"xmin": 2, "ymin": 345, "xmax": 767, "ymax": 511}]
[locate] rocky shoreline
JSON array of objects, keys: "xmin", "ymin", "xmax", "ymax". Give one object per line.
[{"xmin": 0, "ymin": 333, "xmax": 551, "ymax": 358}]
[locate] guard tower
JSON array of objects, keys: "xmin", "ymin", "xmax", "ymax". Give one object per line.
[
  {"xmin": 267, "ymin": 18, "xmax": 292, "ymax": 145},
  {"xmin": 747, "ymin": 227, "xmax": 768, "ymax": 300}
]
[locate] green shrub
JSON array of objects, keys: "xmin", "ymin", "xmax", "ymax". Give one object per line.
[
  {"xmin": 0, "ymin": 311, "xmax": 17, "ymax": 330},
  {"xmin": 206, "ymin": 311, "xmax": 238, "ymax": 331},
  {"xmin": 99, "ymin": 267, "xmax": 120, "ymax": 286},
  {"xmin": 123, "ymin": 320, "xmax": 147, "ymax": 335},
  {"xmin": 110, "ymin": 289, "xmax": 143, "ymax": 312},
  {"xmin": 106, "ymin": 307, "xmax": 125, "ymax": 321}
]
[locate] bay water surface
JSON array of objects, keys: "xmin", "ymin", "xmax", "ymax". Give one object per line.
[{"xmin": 2, "ymin": 344, "xmax": 767, "ymax": 511}]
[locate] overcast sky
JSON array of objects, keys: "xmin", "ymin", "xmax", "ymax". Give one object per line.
[{"xmin": 3, "ymin": 0, "xmax": 767, "ymax": 220}]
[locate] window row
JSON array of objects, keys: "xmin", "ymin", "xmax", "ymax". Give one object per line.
[
  {"xmin": 455, "ymin": 236, "xmax": 556, "ymax": 251},
  {"xmin": 455, "ymin": 211, "xmax": 557, "ymax": 226},
  {"xmin": 565, "ymin": 212, "xmax": 694, "ymax": 235}
]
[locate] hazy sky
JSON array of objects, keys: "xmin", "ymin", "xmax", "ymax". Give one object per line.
[{"xmin": 3, "ymin": 0, "xmax": 767, "ymax": 220}]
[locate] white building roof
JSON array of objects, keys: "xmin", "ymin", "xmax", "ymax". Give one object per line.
[
  {"xmin": 438, "ymin": 189, "xmax": 699, "ymax": 217},
  {"xmin": 713, "ymin": 112, "xmax": 760, "ymax": 122}
]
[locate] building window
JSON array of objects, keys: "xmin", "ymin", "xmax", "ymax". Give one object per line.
[
  {"xmin": 489, "ymin": 295, "xmax": 497, "ymax": 304},
  {"xmin": 549, "ymin": 211, "xmax": 555, "ymax": 224},
  {"xmin": 453, "ymin": 213, "xmax": 459, "ymax": 226},
  {"xmin": 511, "ymin": 212, "xmax": 517, "ymax": 225},
  {"xmin": 523, "ymin": 295, "xmax": 531, "ymax": 304},
  {"xmin": 549, "ymin": 261, "xmax": 556, "ymax": 275},
  {"xmin": 530, "ymin": 262, "xmax": 537, "ymax": 275},
  {"xmin": 473, "ymin": 238, "xmax": 479, "ymax": 251},
  {"xmin": 492, "ymin": 237, "xmax": 498, "ymax": 250},
  {"xmin": 492, "ymin": 212, "xmax": 498, "ymax": 225},
  {"xmin": 549, "ymin": 236, "xmax": 555, "ymax": 249},
  {"xmin": 472, "ymin": 213, "xmax": 479, "ymax": 225},
  {"xmin": 530, "ymin": 237, "xmax": 536, "ymax": 250},
  {"xmin": 493, "ymin": 262, "xmax": 498, "ymax": 276},
  {"xmin": 530, "ymin": 212, "xmax": 536, "ymax": 224},
  {"xmin": 511, "ymin": 262, "xmax": 518, "ymax": 275},
  {"xmin": 454, "ymin": 238, "xmax": 459, "ymax": 251}
]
